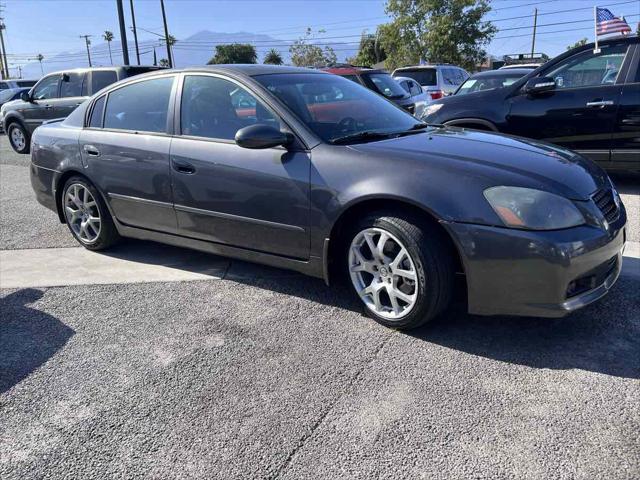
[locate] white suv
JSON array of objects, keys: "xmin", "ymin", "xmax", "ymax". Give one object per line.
[{"xmin": 392, "ymin": 64, "xmax": 469, "ymax": 101}]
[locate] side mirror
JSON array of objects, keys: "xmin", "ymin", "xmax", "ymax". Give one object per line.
[
  {"xmin": 235, "ymin": 124, "xmax": 293, "ymax": 149},
  {"xmin": 20, "ymin": 91, "xmax": 32, "ymax": 102},
  {"xmin": 525, "ymin": 76, "xmax": 556, "ymax": 95}
]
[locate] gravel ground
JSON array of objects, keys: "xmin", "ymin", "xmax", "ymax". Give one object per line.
[{"xmin": 1, "ymin": 136, "xmax": 639, "ymax": 479}]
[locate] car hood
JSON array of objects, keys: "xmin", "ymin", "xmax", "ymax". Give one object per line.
[{"xmin": 350, "ymin": 127, "xmax": 607, "ymax": 201}]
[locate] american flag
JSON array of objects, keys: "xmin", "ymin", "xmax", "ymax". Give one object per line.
[{"xmin": 596, "ymin": 7, "xmax": 632, "ymax": 36}]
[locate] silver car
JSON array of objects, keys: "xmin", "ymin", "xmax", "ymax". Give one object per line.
[
  {"xmin": 392, "ymin": 64, "xmax": 469, "ymax": 101},
  {"xmin": 393, "ymin": 76, "xmax": 430, "ymax": 118}
]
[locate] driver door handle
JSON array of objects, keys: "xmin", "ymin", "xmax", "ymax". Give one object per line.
[
  {"xmin": 586, "ymin": 100, "xmax": 614, "ymax": 108},
  {"xmin": 172, "ymin": 158, "xmax": 196, "ymax": 175}
]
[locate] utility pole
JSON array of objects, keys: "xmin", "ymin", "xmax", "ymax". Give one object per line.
[
  {"xmin": 160, "ymin": 0, "xmax": 172, "ymax": 68},
  {"xmin": 80, "ymin": 34, "xmax": 92, "ymax": 67},
  {"xmin": 129, "ymin": 0, "xmax": 140, "ymax": 65},
  {"xmin": 531, "ymin": 7, "xmax": 538, "ymax": 59},
  {"xmin": 16, "ymin": 64, "xmax": 21, "ymax": 78},
  {"xmin": 0, "ymin": 16, "xmax": 9, "ymax": 79},
  {"xmin": 116, "ymin": 0, "xmax": 130, "ymax": 65}
]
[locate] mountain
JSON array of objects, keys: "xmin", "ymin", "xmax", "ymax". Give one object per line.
[{"xmin": 18, "ymin": 30, "xmax": 359, "ymax": 79}]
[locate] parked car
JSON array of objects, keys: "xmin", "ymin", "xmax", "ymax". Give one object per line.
[
  {"xmin": 0, "ymin": 79, "xmax": 38, "ymax": 90},
  {"xmin": 321, "ymin": 65, "xmax": 418, "ymax": 114},
  {"xmin": 392, "ymin": 64, "xmax": 470, "ymax": 100},
  {"xmin": 394, "ymin": 76, "xmax": 430, "ymax": 117},
  {"xmin": 422, "ymin": 35, "xmax": 640, "ymax": 172},
  {"xmin": 454, "ymin": 69, "xmax": 532, "ymax": 96},
  {"xmin": 30, "ymin": 65, "xmax": 626, "ymax": 330},
  {"xmin": 0, "ymin": 65, "xmax": 164, "ymax": 154}
]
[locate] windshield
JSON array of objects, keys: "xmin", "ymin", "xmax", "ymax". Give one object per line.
[
  {"xmin": 255, "ymin": 73, "xmax": 421, "ymax": 144},
  {"xmin": 365, "ymin": 72, "xmax": 407, "ymax": 99},
  {"xmin": 455, "ymin": 73, "xmax": 525, "ymax": 95},
  {"xmin": 394, "ymin": 69, "xmax": 437, "ymax": 86}
]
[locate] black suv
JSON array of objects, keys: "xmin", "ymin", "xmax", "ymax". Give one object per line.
[
  {"xmin": 422, "ymin": 35, "xmax": 640, "ymax": 172},
  {"xmin": 0, "ymin": 66, "xmax": 164, "ymax": 153}
]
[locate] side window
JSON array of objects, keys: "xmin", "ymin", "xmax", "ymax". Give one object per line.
[
  {"xmin": 88, "ymin": 95, "xmax": 106, "ymax": 128},
  {"xmin": 181, "ymin": 75, "xmax": 280, "ymax": 140},
  {"xmin": 0, "ymin": 82, "xmax": 7, "ymax": 90},
  {"xmin": 442, "ymin": 68, "xmax": 456, "ymax": 85},
  {"xmin": 32, "ymin": 75, "xmax": 60, "ymax": 100},
  {"xmin": 104, "ymin": 76, "xmax": 174, "ymax": 133},
  {"xmin": 546, "ymin": 44, "xmax": 629, "ymax": 89},
  {"xmin": 91, "ymin": 71, "xmax": 118, "ymax": 94},
  {"xmin": 409, "ymin": 81, "xmax": 421, "ymax": 95},
  {"xmin": 60, "ymin": 72, "xmax": 86, "ymax": 98}
]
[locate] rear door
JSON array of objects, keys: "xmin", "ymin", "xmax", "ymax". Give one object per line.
[
  {"xmin": 56, "ymin": 71, "xmax": 88, "ymax": 118},
  {"xmin": 79, "ymin": 74, "xmax": 178, "ymax": 233},
  {"xmin": 506, "ymin": 42, "xmax": 630, "ymax": 164}
]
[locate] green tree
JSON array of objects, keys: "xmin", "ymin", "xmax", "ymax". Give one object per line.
[
  {"xmin": 289, "ymin": 28, "xmax": 337, "ymax": 67},
  {"xmin": 349, "ymin": 30, "xmax": 386, "ymax": 67},
  {"xmin": 103, "ymin": 30, "xmax": 114, "ymax": 65},
  {"xmin": 380, "ymin": 0, "xmax": 496, "ymax": 71},
  {"xmin": 566, "ymin": 38, "xmax": 588, "ymax": 50},
  {"xmin": 208, "ymin": 43, "xmax": 258, "ymax": 64},
  {"xmin": 263, "ymin": 48, "xmax": 283, "ymax": 65}
]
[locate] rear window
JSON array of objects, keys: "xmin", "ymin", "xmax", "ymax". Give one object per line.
[
  {"xmin": 396, "ymin": 69, "xmax": 437, "ymax": 86},
  {"xmin": 91, "ymin": 71, "xmax": 118, "ymax": 94}
]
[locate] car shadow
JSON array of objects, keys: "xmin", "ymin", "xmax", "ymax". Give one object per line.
[{"xmin": 0, "ymin": 289, "xmax": 75, "ymax": 393}]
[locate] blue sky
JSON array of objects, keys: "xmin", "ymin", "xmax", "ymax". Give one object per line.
[{"xmin": 2, "ymin": 0, "xmax": 639, "ymax": 73}]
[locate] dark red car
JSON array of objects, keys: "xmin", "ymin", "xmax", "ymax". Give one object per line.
[{"xmin": 321, "ymin": 65, "xmax": 417, "ymax": 114}]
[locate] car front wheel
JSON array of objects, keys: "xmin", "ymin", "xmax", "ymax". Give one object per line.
[
  {"xmin": 7, "ymin": 122, "xmax": 30, "ymax": 154},
  {"xmin": 346, "ymin": 213, "xmax": 454, "ymax": 330},
  {"xmin": 62, "ymin": 176, "xmax": 120, "ymax": 250}
]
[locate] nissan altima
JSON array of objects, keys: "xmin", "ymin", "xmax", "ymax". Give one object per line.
[{"xmin": 30, "ymin": 65, "xmax": 627, "ymax": 330}]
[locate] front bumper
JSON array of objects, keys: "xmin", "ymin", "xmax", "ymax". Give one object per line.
[{"xmin": 447, "ymin": 206, "xmax": 627, "ymax": 318}]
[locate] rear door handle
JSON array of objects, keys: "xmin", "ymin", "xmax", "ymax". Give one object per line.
[
  {"xmin": 586, "ymin": 100, "xmax": 614, "ymax": 108},
  {"xmin": 83, "ymin": 144, "xmax": 100, "ymax": 156},
  {"xmin": 171, "ymin": 159, "xmax": 196, "ymax": 174}
]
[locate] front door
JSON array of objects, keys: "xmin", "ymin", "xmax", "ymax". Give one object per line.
[
  {"xmin": 22, "ymin": 73, "xmax": 61, "ymax": 132},
  {"xmin": 611, "ymin": 43, "xmax": 640, "ymax": 168},
  {"xmin": 170, "ymin": 74, "xmax": 310, "ymax": 260},
  {"xmin": 506, "ymin": 42, "xmax": 630, "ymax": 164},
  {"xmin": 80, "ymin": 75, "xmax": 178, "ymax": 233}
]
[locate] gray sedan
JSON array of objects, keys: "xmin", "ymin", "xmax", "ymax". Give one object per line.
[{"xmin": 29, "ymin": 65, "xmax": 626, "ymax": 330}]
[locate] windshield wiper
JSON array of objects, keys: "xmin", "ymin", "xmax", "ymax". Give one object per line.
[
  {"xmin": 407, "ymin": 122, "xmax": 430, "ymax": 130},
  {"xmin": 330, "ymin": 130, "xmax": 398, "ymax": 145}
]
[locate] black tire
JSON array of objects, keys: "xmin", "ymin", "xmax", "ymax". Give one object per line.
[
  {"xmin": 61, "ymin": 176, "xmax": 120, "ymax": 251},
  {"xmin": 7, "ymin": 122, "xmax": 31, "ymax": 154},
  {"xmin": 344, "ymin": 212, "xmax": 454, "ymax": 330}
]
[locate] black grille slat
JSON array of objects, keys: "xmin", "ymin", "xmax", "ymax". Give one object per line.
[{"xmin": 591, "ymin": 187, "xmax": 619, "ymax": 223}]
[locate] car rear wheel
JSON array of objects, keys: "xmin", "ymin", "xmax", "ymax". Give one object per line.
[
  {"xmin": 7, "ymin": 122, "xmax": 30, "ymax": 154},
  {"xmin": 345, "ymin": 213, "xmax": 454, "ymax": 330},
  {"xmin": 62, "ymin": 176, "xmax": 120, "ymax": 250}
]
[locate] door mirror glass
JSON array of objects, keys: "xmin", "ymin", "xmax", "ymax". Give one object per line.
[
  {"xmin": 20, "ymin": 91, "xmax": 31, "ymax": 102},
  {"xmin": 235, "ymin": 124, "xmax": 293, "ymax": 149},
  {"xmin": 525, "ymin": 76, "xmax": 556, "ymax": 94}
]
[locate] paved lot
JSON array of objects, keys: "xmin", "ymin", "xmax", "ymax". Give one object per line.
[{"xmin": 1, "ymin": 135, "xmax": 639, "ymax": 479}]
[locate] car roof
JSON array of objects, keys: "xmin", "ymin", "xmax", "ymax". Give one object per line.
[
  {"xmin": 393, "ymin": 64, "xmax": 459, "ymax": 71},
  {"xmin": 472, "ymin": 68, "xmax": 533, "ymax": 77},
  {"xmin": 181, "ymin": 64, "xmax": 323, "ymax": 77},
  {"xmin": 321, "ymin": 66, "xmax": 385, "ymax": 75}
]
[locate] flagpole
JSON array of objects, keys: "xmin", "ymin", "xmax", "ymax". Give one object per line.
[{"xmin": 594, "ymin": 6, "xmax": 600, "ymax": 54}]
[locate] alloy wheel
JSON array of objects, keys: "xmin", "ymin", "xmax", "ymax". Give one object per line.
[
  {"xmin": 64, "ymin": 183, "xmax": 101, "ymax": 243},
  {"xmin": 349, "ymin": 227, "xmax": 418, "ymax": 320},
  {"xmin": 10, "ymin": 127, "xmax": 26, "ymax": 151}
]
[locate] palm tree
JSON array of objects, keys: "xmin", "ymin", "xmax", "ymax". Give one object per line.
[
  {"xmin": 103, "ymin": 30, "xmax": 114, "ymax": 65},
  {"xmin": 263, "ymin": 49, "xmax": 283, "ymax": 65},
  {"xmin": 36, "ymin": 54, "xmax": 44, "ymax": 75}
]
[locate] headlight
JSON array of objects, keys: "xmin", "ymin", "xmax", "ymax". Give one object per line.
[
  {"xmin": 424, "ymin": 103, "xmax": 443, "ymax": 117},
  {"xmin": 484, "ymin": 186, "xmax": 585, "ymax": 230}
]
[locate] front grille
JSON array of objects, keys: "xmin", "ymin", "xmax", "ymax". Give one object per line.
[
  {"xmin": 592, "ymin": 188, "xmax": 619, "ymax": 223},
  {"xmin": 403, "ymin": 104, "xmax": 415, "ymax": 114}
]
